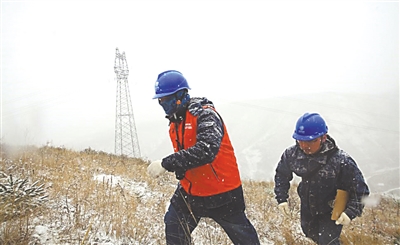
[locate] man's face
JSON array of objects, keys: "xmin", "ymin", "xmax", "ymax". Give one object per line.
[
  {"xmin": 158, "ymin": 94, "xmax": 177, "ymax": 116},
  {"xmin": 297, "ymin": 136, "xmax": 325, "ymax": 155}
]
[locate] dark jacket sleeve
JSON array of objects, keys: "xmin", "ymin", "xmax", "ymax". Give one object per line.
[
  {"xmin": 336, "ymin": 152, "xmax": 370, "ymax": 219},
  {"xmin": 162, "ymin": 107, "xmax": 223, "ymax": 172},
  {"xmin": 274, "ymin": 150, "xmax": 294, "ymax": 204}
]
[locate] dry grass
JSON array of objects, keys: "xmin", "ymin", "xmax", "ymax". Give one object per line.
[{"xmin": 0, "ymin": 144, "xmax": 399, "ymax": 244}]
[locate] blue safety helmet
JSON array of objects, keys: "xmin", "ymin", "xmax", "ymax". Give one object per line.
[
  {"xmin": 292, "ymin": 113, "xmax": 328, "ymax": 141},
  {"xmin": 153, "ymin": 70, "xmax": 190, "ymax": 99}
]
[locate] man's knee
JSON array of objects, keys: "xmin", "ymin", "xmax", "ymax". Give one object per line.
[{"xmin": 165, "ymin": 204, "xmax": 200, "ymax": 245}]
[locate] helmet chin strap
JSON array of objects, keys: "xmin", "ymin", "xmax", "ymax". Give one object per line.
[{"xmin": 166, "ymin": 111, "xmax": 184, "ymax": 123}]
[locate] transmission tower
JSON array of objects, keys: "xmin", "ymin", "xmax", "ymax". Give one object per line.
[{"xmin": 114, "ymin": 48, "xmax": 141, "ymax": 158}]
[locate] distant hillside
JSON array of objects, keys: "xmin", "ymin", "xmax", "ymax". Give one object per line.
[{"xmin": 138, "ymin": 92, "xmax": 399, "ymax": 196}]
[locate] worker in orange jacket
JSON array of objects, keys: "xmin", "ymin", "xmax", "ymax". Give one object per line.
[{"xmin": 147, "ymin": 70, "xmax": 260, "ymax": 245}]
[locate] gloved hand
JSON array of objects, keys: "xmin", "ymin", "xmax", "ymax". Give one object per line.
[
  {"xmin": 335, "ymin": 212, "xmax": 351, "ymax": 226},
  {"xmin": 147, "ymin": 160, "xmax": 167, "ymax": 178},
  {"xmin": 278, "ymin": 202, "xmax": 290, "ymax": 219}
]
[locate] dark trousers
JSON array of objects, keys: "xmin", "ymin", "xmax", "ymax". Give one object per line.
[
  {"xmin": 301, "ymin": 207, "xmax": 343, "ymax": 245},
  {"xmin": 164, "ymin": 204, "xmax": 260, "ymax": 245}
]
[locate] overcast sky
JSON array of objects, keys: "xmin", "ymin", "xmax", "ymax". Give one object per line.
[{"xmin": 1, "ymin": 0, "xmax": 399, "ymax": 151}]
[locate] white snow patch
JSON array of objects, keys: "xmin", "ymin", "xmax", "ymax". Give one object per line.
[
  {"xmin": 93, "ymin": 174, "xmax": 156, "ymax": 199},
  {"xmin": 33, "ymin": 225, "xmax": 49, "ymax": 244},
  {"xmin": 93, "ymin": 174, "xmax": 122, "ymax": 187}
]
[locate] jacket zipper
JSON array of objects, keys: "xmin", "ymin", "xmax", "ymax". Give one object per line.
[{"xmin": 209, "ymin": 164, "xmax": 219, "ymax": 181}]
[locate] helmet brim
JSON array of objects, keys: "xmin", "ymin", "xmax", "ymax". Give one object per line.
[
  {"xmin": 152, "ymin": 91, "xmax": 176, "ymax": 99},
  {"xmin": 292, "ymin": 133, "xmax": 324, "ymax": 141},
  {"xmin": 152, "ymin": 87, "xmax": 190, "ymax": 99}
]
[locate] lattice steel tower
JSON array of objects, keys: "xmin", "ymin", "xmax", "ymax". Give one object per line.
[{"xmin": 114, "ymin": 48, "xmax": 141, "ymax": 158}]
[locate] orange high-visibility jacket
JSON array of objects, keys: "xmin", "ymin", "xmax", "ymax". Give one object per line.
[{"xmin": 169, "ymin": 108, "xmax": 242, "ymax": 197}]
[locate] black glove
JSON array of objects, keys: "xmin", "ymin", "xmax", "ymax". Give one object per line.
[{"xmin": 175, "ymin": 170, "xmax": 186, "ymax": 180}]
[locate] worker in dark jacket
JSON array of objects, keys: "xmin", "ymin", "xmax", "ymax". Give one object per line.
[
  {"xmin": 274, "ymin": 112, "xmax": 369, "ymax": 245},
  {"xmin": 147, "ymin": 70, "xmax": 260, "ymax": 245}
]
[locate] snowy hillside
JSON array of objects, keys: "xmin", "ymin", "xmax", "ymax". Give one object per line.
[{"xmin": 0, "ymin": 146, "xmax": 398, "ymax": 244}]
